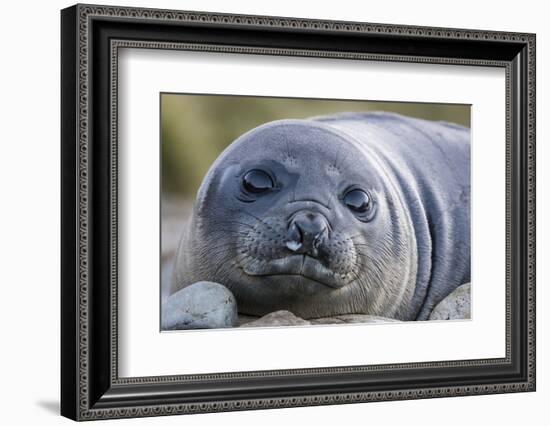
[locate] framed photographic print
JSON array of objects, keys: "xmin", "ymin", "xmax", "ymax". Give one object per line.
[{"xmin": 61, "ymin": 3, "xmax": 536, "ymax": 421}]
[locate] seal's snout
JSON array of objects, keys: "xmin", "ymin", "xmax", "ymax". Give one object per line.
[{"xmin": 286, "ymin": 211, "xmax": 329, "ymax": 258}]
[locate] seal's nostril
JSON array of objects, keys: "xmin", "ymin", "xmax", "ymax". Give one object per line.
[
  {"xmin": 286, "ymin": 210, "xmax": 329, "ymax": 257},
  {"xmin": 313, "ymin": 235, "xmax": 323, "ymax": 250},
  {"xmin": 287, "ymin": 221, "xmax": 303, "ymax": 244}
]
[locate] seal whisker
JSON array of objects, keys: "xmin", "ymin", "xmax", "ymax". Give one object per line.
[
  {"xmin": 238, "ymin": 211, "xmax": 288, "ymax": 240},
  {"xmin": 209, "ymin": 225, "xmax": 248, "ymax": 231},
  {"xmin": 347, "ymin": 269, "xmax": 364, "ymax": 286},
  {"xmin": 202, "ymin": 242, "xmax": 239, "ymax": 252},
  {"xmin": 209, "ymin": 252, "xmax": 236, "ymax": 283},
  {"xmin": 196, "ymin": 240, "xmax": 246, "ymax": 258},
  {"xmin": 216, "ymin": 231, "xmax": 251, "ymax": 239},
  {"xmin": 207, "ymin": 229, "xmax": 250, "ymax": 238},
  {"xmin": 354, "ymin": 251, "xmax": 373, "ymax": 260},
  {"xmin": 213, "ymin": 220, "xmax": 256, "ymax": 229}
]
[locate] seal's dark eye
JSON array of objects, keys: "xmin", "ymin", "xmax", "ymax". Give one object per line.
[
  {"xmin": 242, "ymin": 169, "xmax": 274, "ymax": 194},
  {"xmin": 343, "ymin": 189, "xmax": 371, "ymax": 213}
]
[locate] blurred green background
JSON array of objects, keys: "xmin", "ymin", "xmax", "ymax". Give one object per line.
[{"xmin": 161, "ymin": 94, "xmax": 470, "ymax": 198}]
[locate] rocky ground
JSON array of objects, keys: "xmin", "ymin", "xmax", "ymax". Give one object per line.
[
  {"xmin": 161, "ymin": 196, "xmax": 471, "ymax": 330},
  {"xmin": 161, "ymin": 280, "xmax": 471, "ymax": 330}
]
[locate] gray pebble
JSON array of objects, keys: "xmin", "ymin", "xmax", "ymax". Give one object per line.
[
  {"xmin": 241, "ymin": 312, "xmax": 400, "ymax": 327},
  {"xmin": 161, "ymin": 281, "xmax": 238, "ymax": 330},
  {"xmin": 241, "ymin": 310, "xmax": 311, "ymax": 327},
  {"xmin": 310, "ymin": 315, "xmax": 400, "ymax": 325}
]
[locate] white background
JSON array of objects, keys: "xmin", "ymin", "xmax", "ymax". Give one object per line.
[
  {"xmin": 0, "ymin": 0, "xmax": 547, "ymax": 425},
  {"xmin": 119, "ymin": 50, "xmax": 505, "ymax": 376}
]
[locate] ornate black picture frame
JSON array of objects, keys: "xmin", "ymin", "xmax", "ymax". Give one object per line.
[{"xmin": 61, "ymin": 3, "xmax": 536, "ymax": 421}]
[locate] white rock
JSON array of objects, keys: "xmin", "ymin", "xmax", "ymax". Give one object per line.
[
  {"xmin": 429, "ymin": 283, "xmax": 471, "ymax": 320},
  {"xmin": 241, "ymin": 312, "xmax": 401, "ymax": 327},
  {"xmin": 241, "ymin": 310, "xmax": 311, "ymax": 327},
  {"xmin": 311, "ymin": 315, "xmax": 400, "ymax": 324},
  {"xmin": 161, "ymin": 281, "xmax": 238, "ymax": 330}
]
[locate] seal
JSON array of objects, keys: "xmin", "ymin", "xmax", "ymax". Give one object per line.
[{"xmin": 171, "ymin": 112, "xmax": 470, "ymax": 321}]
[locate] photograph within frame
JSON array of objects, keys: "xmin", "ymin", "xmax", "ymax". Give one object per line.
[{"xmin": 160, "ymin": 93, "xmax": 472, "ymax": 331}]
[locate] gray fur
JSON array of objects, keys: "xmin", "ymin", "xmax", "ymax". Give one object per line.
[{"xmin": 171, "ymin": 112, "xmax": 470, "ymax": 321}]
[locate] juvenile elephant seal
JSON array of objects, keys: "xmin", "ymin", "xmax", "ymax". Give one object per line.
[{"xmin": 171, "ymin": 112, "xmax": 470, "ymax": 321}]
